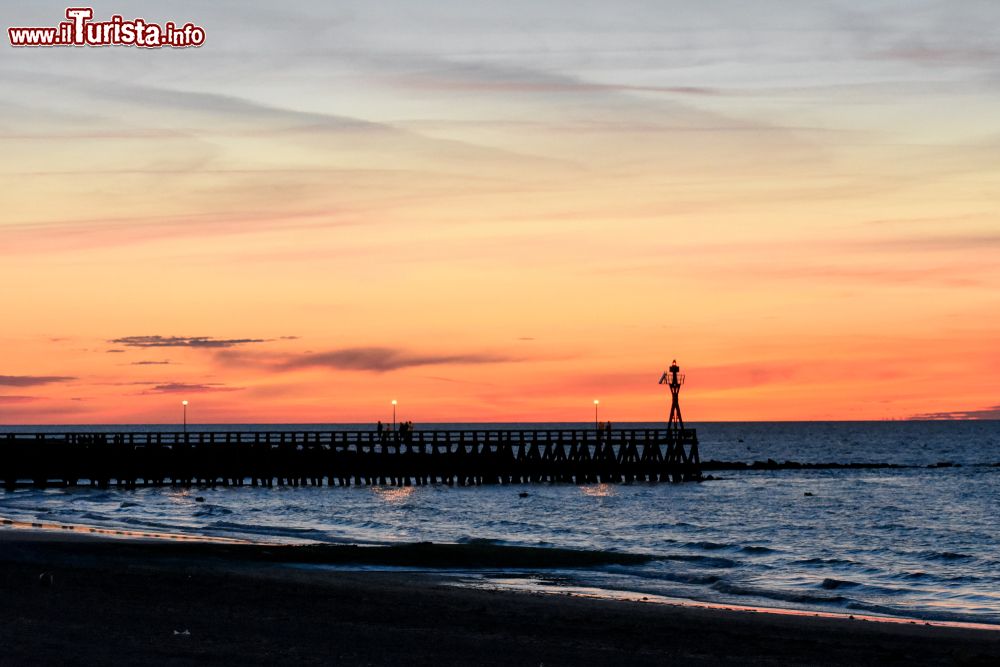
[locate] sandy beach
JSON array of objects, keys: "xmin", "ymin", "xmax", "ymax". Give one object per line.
[{"xmin": 1, "ymin": 530, "xmax": 997, "ymax": 666}]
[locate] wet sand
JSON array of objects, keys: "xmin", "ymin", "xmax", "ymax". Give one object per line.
[{"xmin": 1, "ymin": 530, "xmax": 998, "ymax": 666}]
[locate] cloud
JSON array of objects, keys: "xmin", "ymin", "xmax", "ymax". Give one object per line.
[
  {"xmin": 728, "ymin": 261, "xmax": 989, "ymax": 289},
  {"xmin": 106, "ymin": 349, "xmax": 126, "ymax": 353},
  {"xmin": 399, "ymin": 69, "xmax": 720, "ymax": 97},
  {"xmin": 218, "ymin": 346, "xmax": 519, "ymax": 373},
  {"xmin": 421, "ymin": 375, "xmax": 497, "ymax": 387},
  {"xmin": 282, "ymin": 347, "xmax": 517, "ymax": 373},
  {"xmin": 872, "ymin": 44, "xmax": 1000, "ymax": 66},
  {"xmin": 852, "ymin": 233, "xmax": 1000, "ymax": 253},
  {"xmin": 0, "ymin": 375, "xmax": 75, "ymax": 387},
  {"xmin": 911, "ymin": 405, "xmax": 1000, "ymax": 420},
  {"xmin": 0, "ymin": 400, "xmax": 92, "ymax": 420},
  {"xmin": 111, "ymin": 335, "xmax": 268, "ymax": 349},
  {"xmin": 0, "ymin": 395, "xmax": 39, "ymax": 404},
  {"xmin": 0, "ymin": 68, "xmax": 382, "ymax": 135},
  {"xmin": 141, "ymin": 383, "xmax": 242, "ymax": 394},
  {"xmin": 0, "ymin": 207, "xmax": 354, "ymax": 257},
  {"xmin": 131, "ymin": 360, "xmax": 171, "ymax": 365}
]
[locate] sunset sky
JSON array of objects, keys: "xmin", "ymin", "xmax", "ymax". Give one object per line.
[{"xmin": 2, "ymin": 0, "xmax": 998, "ymax": 424}]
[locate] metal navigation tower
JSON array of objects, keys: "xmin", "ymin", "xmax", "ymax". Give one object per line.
[
  {"xmin": 658, "ymin": 360, "xmax": 685, "ymax": 434},
  {"xmin": 655, "ymin": 359, "xmax": 700, "ymax": 480}
]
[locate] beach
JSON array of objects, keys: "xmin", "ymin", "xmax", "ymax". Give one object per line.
[{"xmin": 1, "ymin": 530, "xmax": 997, "ymax": 666}]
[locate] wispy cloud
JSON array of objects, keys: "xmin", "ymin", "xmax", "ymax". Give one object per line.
[
  {"xmin": 839, "ymin": 231, "xmax": 1000, "ymax": 254},
  {"xmin": 141, "ymin": 383, "xmax": 242, "ymax": 394},
  {"xmin": 0, "ymin": 375, "xmax": 75, "ymax": 387},
  {"xmin": 726, "ymin": 261, "xmax": 991, "ymax": 289},
  {"xmin": 131, "ymin": 360, "xmax": 172, "ymax": 366},
  {"xmin": 111, "ymin": 336, "xmax": 268, "ymax": 349},
  {"xmin": 399, "ymin": 71, "xmax": 720, "ymax": 97},
  {"xmin": 0, "ymin": 395, "xmax": 40, "ymax": 403},
  {"xmin": 282, "ymin": 347, "xmax": 517, "ymax": 372},
  {"xmin": 218, "ymin": 346, "xmax": 519, "ymax": 373},
  {"xmin": 911, "ymin": 405, "xmax": 1000, "ymax": 420},
  {"xmin": 872, "ymin": 44, "xmax": 1000, "ymax": 66}
]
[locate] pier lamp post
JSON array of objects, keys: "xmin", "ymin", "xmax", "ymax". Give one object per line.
[
  {"xmin": 182, "ymin": 400, "xmax": 188, "ymax": 434},
  {"xmin": 391, "ymin": 399, "xmax": 397, "ymax": 432},
  {"xmin": 594, "ymin": 399, "xmax": 599, "ymax": 430}
]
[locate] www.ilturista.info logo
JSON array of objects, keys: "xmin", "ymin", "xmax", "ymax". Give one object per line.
[{"xmin": 8, "ymin": 7, "xmax": 205, "ymax": 48}]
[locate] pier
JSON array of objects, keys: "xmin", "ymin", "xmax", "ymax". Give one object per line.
[
  {"xmin": 0, "ymin": 427, "xmax": 700, "ymax": 488},
  {"xmin": 0, "ymin": 362, "xmax": 703, "ymax": 488}
]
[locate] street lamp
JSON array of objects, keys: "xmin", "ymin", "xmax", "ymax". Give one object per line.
[
  {"xmin": 594, "ymin": 399, "xmax": 599, "ymax": 430},
  {"xmin": 182, "ymin": 400, "xmax": 188, "ymax": 434},
  {"xmin": 391, "ymin": 399, "xmax": 397, "ymax": 431}
]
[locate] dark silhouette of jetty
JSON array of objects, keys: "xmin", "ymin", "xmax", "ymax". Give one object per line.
[
  {"xmin": 0, "ymin": 426, "xmax": 700, "ymax": 489},
  {"xmin": 0, "ymin": 362, "xmax": 701, "ymax": 489}
]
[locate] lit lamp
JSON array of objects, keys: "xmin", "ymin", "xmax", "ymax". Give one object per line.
[
  {"xmin": 594, "ymin": 399, "xmax": 599, "ymax": 430},
  {"xmin": 391, "ymin": 399, "xmax": 397, "ymax": 431},
  {"xmin": 182, "ymin": 400, "xmax": 189, "ymax": 434}
]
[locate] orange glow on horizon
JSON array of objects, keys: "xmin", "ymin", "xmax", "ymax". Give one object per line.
[{"xmin": 2, "ymin": 3, "xmax": 998, "ymax": 424}]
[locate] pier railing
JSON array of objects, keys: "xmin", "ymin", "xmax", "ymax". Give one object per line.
[{"xmin": 0, "ymin": 428, "xmax": 700, "ymax": 488}]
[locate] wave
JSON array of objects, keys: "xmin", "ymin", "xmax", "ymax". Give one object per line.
[
  {"xmin": 684, "ymin": 541, "xmax": 729, "ymax": 550},
  {"xmin": 873, "ymin": 523, "xmax": 912, "ymax": 531},
  {"xmin": 633, "ymin": 521, "xmax": 699, "ymax": 531},
  {"xmin": 193, "ymin": 504, "xmax": 234, "ymax": 517},
  {"xmin": 69, "ymin": 492, "xmax": 118, "ymax": 503},
  {"xmin": 289, "ymin": 542, "xmax": 658, "ymax": 569},
  {"xmin": 664, "ymin": 554, "xmax": 738, "ymax": 568},
  {"xmin": 627, "ymin": 570, "xmax": 721, "ymax": 586},
  {"xmin": 120, "ymin": 516, "xmax": 186, "ymax": 531},
  {"xmin": 892, "ymin": 570, "xmax": 991, "ymax": 585},
  {"xmin": 794, "ymin": 557, "xmax": 859, "ymax": 566},
  {"xmin": 457, "ymin": 537, "xmax": 500, "ymax": 546},
  {"xmin": 681, "ymin": 541, "xmax": 774, "ymax": 555},
  {"xmin": 0, "ymin": 502, "xmax": 59, "ymax": 514},
  {"xmin": 739, "ymin": 545, "xmax": 775, "ymax": 554},
  {"xmin": 843, "ymin": 599, "xmax": 1000, "ymax": 626},
  {"xmin": 207, "ymin": 520, "xmax": 324, "ymax": 539},
  {"xmin": 919, "ymin": 551, "xmax": 975, "ymax": 562},
  {"xmin": 711, "ymin": 581, "xmax": 848, "ymax": 606}
]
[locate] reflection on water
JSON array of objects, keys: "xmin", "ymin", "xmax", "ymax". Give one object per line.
[
  {"xmin": 371, "ymin": 486, "xmax": 415, "ymax": 503},
  {"xmin": 580, "ymin": 484, "xmax": 614, "ymax": 497},
  {"xmin": 167, "ymin": 489, "xmax": 195, "ymax": 504}
]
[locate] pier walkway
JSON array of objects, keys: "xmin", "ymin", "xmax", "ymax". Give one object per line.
[{"xmin": 0, "ymin": 428, "xmax": 700, "ymax": 488}]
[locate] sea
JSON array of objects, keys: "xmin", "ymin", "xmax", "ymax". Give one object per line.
[{"xmin": 1, "ymin": 421, "xmax": 998, "ymax": 626}]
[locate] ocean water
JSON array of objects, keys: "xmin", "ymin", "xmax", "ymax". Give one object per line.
[{"xmin": 1, "ymin": 421, "xmax": 998, "ymax": 625}]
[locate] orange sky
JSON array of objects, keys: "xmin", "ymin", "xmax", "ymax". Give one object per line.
[{"xmin": 2, "ymin": 1, "xmax": 999, "ymax": 424}]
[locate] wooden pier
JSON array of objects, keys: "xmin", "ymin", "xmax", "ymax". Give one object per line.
[{"xmin": 0, "ymin": 428, "xmax": 700, "ymax": 488}]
